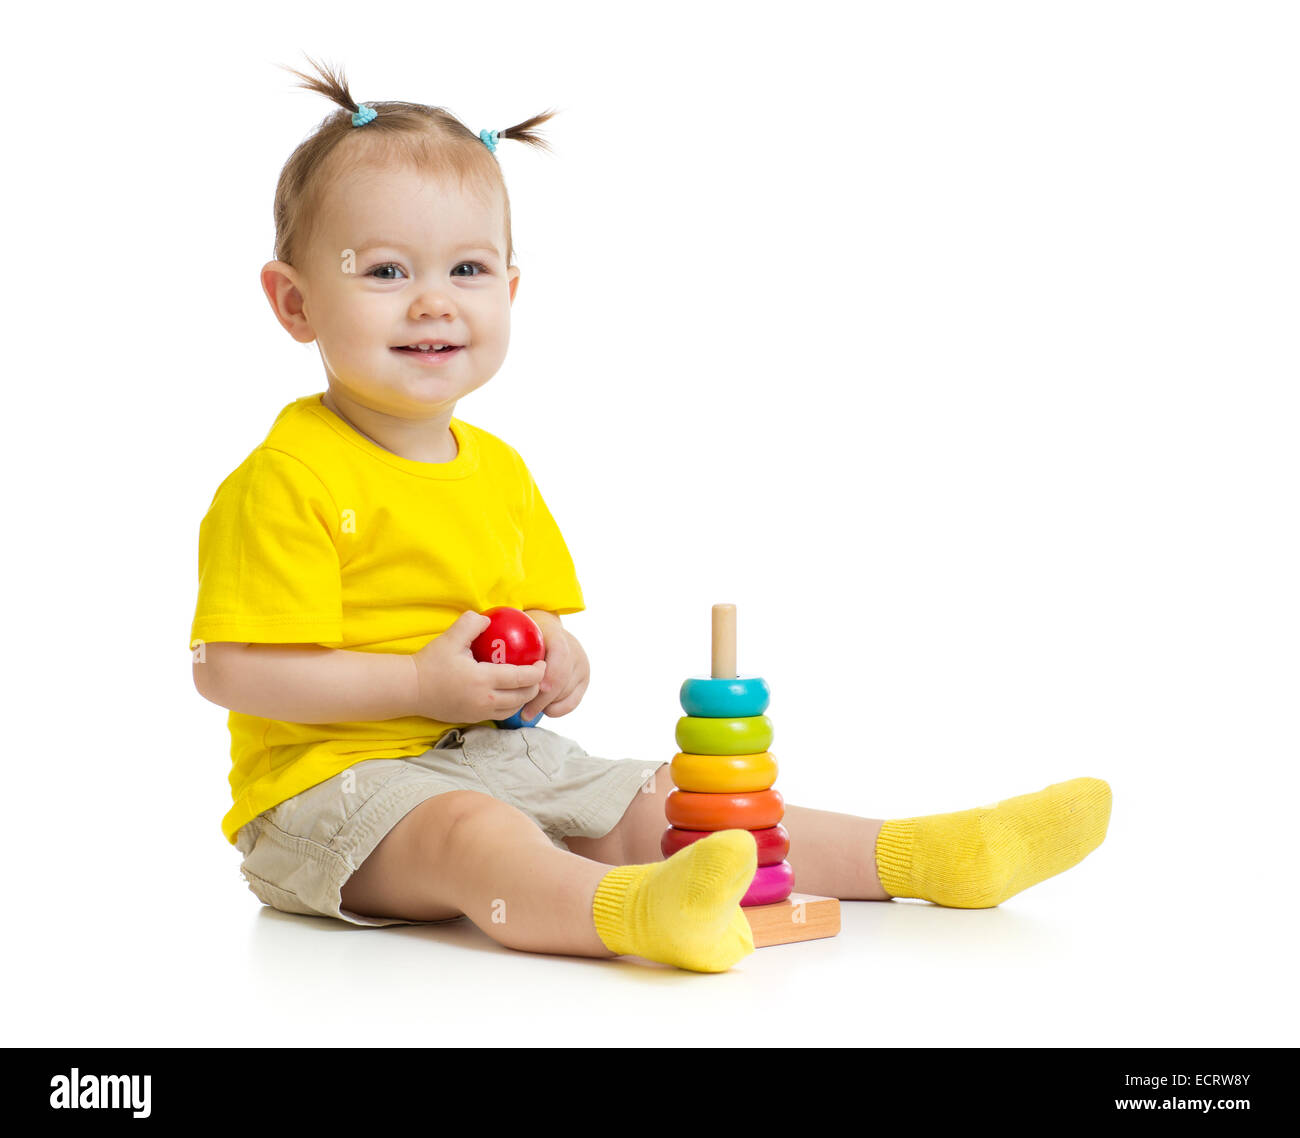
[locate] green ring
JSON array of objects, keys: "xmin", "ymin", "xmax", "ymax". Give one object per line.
[{"xmin": 675, "ymin": 715, "xmax": 774, "ymax": 756}]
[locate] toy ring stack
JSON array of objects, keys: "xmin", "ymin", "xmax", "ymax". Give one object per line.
[{"xmin": 660, "ymin": 603, "xmax": 794, "ymax": 907}]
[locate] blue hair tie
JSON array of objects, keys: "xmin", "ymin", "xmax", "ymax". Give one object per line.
[
  {"xmin": 479, "ymin": 128, "xmax": 500, "ymax": 153},
  {"xmin": 351, "ymin": 104, "xmax": 377, "ymax": 127}
]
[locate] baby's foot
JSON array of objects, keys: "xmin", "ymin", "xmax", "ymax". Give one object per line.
[
  {"xmin": 591, "ymin": 830, "xmax": 757, "ymax": 971},
  {"xmin": 874, "ymin": 777, "xmax": 1112, "ymax": 907}
]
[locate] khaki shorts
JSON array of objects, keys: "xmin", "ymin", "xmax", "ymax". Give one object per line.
[{"xmin": 233, "ymin": 725, "xmax": 664, "ymax": 927}]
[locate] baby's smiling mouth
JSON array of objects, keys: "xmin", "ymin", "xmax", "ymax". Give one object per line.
[{"xmin": 393, "ymin": 341, "xmax": 462, "ymax": 354}]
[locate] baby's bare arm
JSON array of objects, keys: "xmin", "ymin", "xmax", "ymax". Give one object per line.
[
  {"xmin": 523, "ymin": 609, "xmax": 563, "ymax": 640},
  {"xmin": 193, "ymin": 613, "xmax": 546, "ymax": 724},
  {"xmin": 193, "ymin": 642, "xmax": 419, "ymax": 723}
]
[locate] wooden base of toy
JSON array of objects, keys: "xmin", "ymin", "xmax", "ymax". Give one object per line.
[{"xmin": 744, "ymin": 892, "xmax": 840, "ymax": 948}]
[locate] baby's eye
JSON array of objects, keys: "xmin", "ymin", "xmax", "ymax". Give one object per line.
[
  {"xmin": 452, "ymin": 262, "xmax": 490, "ymax": 278},
  {"xmin": 368, "ymin": 263, "xmax": 406, "ymax": 280}
]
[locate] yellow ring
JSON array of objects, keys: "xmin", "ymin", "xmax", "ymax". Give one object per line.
[{"xmin": 669, "ymin": 751, "xmax": 778, "ymax": 794}]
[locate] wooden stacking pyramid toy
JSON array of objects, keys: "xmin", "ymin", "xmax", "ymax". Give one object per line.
[{"xmin": 662, "ymin": 603, "xmax": 840, "ymax": 948}]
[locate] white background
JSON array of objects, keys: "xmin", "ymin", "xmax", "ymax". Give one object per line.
[{"xmin": 5, "ymin": 0, "xmax": 1296, "ymax": 1048}]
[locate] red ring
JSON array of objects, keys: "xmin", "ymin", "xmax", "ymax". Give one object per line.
[{"xmin": 661, "ymin": 823, "xmax": 789, "ymax": 866}]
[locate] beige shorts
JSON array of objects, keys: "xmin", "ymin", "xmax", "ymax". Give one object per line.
[{"xmin": 232, "ymin": 724, "xmax": 664, "ymax": 927}]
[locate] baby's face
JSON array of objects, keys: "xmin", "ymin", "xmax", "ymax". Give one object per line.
[{"xmin": 277, "ymin": 162, "xmax": 519, "ymax": 421}]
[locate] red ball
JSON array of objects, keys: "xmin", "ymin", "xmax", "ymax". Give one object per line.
[{"xmin": 470, "ymin": 607, "xmax": 545, "ymax": 666}]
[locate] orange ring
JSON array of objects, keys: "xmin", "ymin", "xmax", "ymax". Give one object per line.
[
  {"xmin": 665, "ymin": 788, "xmax": 784, "ymax": 831},
  {"xmin": 670, "ymin": 751, "xmax": 778, "ymax": 793}
]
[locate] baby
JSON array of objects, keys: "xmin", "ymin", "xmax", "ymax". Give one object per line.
[{"xmin": 190, "ymin": 57, "xmax": 1112, "ymax": 973}]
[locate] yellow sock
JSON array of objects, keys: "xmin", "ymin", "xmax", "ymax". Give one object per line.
[
  {"xmin": 591, "ymin": 829, "xmax": 757, "ymax": 972},
  {"xmin": 875, "ymin": 777, "xmax": 1112, "ymax": 908}
]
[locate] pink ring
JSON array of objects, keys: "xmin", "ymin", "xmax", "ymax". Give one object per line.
[{"xmin": 740, "ymin": 860, "xmax": 794, "ymax": 907}]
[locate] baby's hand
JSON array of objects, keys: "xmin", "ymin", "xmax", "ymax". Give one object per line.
[
  {"xmin": 411, "ymin": 611, "xmax": 547, "ymax": 724},
  {"xmin": 518, "ymin": 619, "xmax": 589, "ymax": 719}
]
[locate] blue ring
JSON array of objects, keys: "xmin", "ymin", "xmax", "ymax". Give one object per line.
[
  {"xmin": 497, "ymin": 708, "xmax": 544, "ymax": 729},
  {"xmin": 680, "ymin": 675, "xmax": 770, "ymax": 718}
]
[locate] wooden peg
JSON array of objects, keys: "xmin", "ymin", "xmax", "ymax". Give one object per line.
[{"xmin": 711, "ymin": 603, "xmax": 737, "ymax": 679}]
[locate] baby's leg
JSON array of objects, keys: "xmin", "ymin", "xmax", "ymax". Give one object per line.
[
  {"xmin": 342, "ymin": 789, "xmax": 759, "ymax": 971},
  {"xmin": 605, "ymin": 768, "xmax": 1112, "ymax": 907},
  {"xmin": 342, "ymin": 790, "xmax": 616, "ymax": 957},
  {"xmin": 582, "ymin": 769, "xmax": 889, "ymax": 899}
]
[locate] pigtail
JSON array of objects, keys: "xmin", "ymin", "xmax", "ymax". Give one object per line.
[
  {"xmin": 499, "ymin": 108, "xmax": 560, "ymax": 154},
  {"xmin": 278, "ymin": 54, "xmax": 361, "ymax": 115}
]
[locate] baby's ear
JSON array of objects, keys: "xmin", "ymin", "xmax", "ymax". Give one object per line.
[
  {"xmin": 508, "ymin": 266, "xmax": 521, "ymax": 304},
  {"xmin": 261, "ymin": 261, "xmax": 316, "ymax": 344}
]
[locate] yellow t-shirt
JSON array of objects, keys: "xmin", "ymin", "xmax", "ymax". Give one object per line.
[{"xmin": 190, "ymin": 393, "xmax": 585, "ymax": 845}]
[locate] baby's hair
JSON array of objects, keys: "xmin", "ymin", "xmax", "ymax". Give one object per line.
[{"xmin": 270, "ymin": 54, "xmax": 558, "ymax": 270}]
